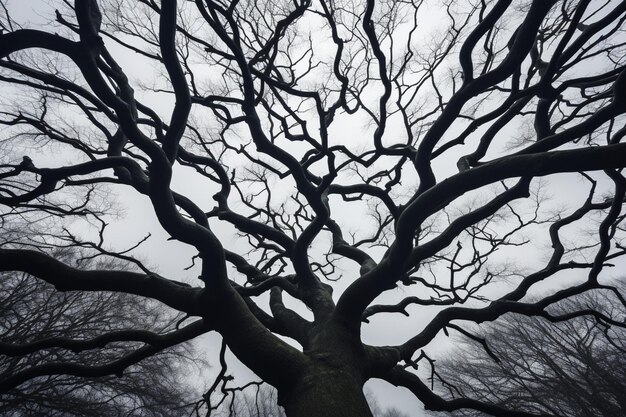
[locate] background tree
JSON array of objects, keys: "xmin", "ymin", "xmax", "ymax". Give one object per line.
[
  {"xmin": 427, "ymin": 287, "xmax": 626, "ymax": 417},
  {"xmin": 0, "ymin": 249, "xmax": 201, "ymax": 417},
  {"xmin": 1, "ymin": 0, "xmax": 626, "ymax": 416}
]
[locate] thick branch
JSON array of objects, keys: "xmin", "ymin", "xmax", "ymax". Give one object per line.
[{"xmin": 0, "ymin": 248, "xmax": 202, "ymax": 316}]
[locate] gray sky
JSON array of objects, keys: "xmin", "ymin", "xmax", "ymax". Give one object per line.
[{"xmin": 2, "ymin": 1, "xmax": 625, "ymax": 416}]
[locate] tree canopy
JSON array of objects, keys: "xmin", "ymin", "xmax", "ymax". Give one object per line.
[{"xmin": 1, "ymin": 0, "xmax": 626, "ymax": 416}]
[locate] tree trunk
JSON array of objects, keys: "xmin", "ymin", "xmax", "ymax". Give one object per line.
[
  {"xmin": 278, "ymin": 319, "xmax": 374, "ymax": 417},
  {"xmin": 280, "ymin": 364, "xmax": 373, "ymax": 417}
]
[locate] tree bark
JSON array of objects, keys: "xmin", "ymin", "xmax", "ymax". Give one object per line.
[
  {"xmin": 280, "ymin": 365, "xmax": 373, "ymax": 417},
  {"xmin": 279, "ymin": 320, "xmax": 374, "ymax": 417}
]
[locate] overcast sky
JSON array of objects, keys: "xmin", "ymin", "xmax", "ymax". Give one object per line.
[{"xmin": 3, "ymin": 1, "xmax": 624, "ymax": 416}]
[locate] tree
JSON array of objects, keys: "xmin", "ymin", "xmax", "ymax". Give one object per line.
[
  {"xmin": 427, "ymin": 287, "xmax": 626, "ymax": 417},
  {"xmin": 1, "ymin": 0, "xmax": 626, "ymax": 416},
  {"xmin": 366, "ymin": 389, "xmax": 412, "ymax": 417},
  {"xmin": 0, "ymin": 250, "xmax": 201, "ymax": 416},
  {"xmin": 208, "ymin": 384, "xmax": 287, "ymax": 417}
]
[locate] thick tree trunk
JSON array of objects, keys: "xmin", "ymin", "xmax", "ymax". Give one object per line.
[
  {"xmin": 278, "ymin": 319, "xmax": 374, "ymax": 417},
  {"xmin": 280, "ymin": 365, "xmax": 373, "ymax": 417}
]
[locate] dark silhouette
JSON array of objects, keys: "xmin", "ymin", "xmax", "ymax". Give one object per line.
[{"xmin": 1, "ymin": 1, "xmax": 626, "ymax": 416}]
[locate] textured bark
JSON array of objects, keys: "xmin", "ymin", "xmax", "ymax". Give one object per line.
[
  {"xmin": 278, "ymin": 319, "xmax": 373, "ymax": 417},
  {"xmin": 281, "ymin": 366, "xmax": 373, "ymax": 417}
]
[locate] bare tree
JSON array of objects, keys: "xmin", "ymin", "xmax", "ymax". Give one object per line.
[
  {"xmin": 366, "ymin": 389, "xmax": 412, "ymax": 417},
  {"xmin": 236, "ymin": 386, "xmax": 286, "ymax": 417},
  {"xmin": 1, "ymin": 0, "xmax": 626, "ymax": 416},
  {"xmin": 0, "ymin": 250, "xmax": 201, "ymax": 416},
  {"xmin": 205, "ymin": 384, "xmax": 286, "ymax": 417},
  {"xmin": 428, "ymin": 287, "xmax": 626, "ymax": 417}
]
